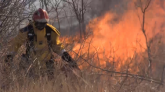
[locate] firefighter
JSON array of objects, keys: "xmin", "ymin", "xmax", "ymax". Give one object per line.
[{"xmin": 4, "ymin": 8, "xmax": 79, "ymax": 80}]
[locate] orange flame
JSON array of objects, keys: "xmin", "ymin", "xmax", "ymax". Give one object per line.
[
  {"xmin": 73, "ymin": 11, "xmax": 147, "ymax": 67},
  {"xmin": 63, "ymin": 0, "xmax": 165, "ymax": 71}
]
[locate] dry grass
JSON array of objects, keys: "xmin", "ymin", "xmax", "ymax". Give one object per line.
[
  {"xmin": 0, "ymin": 62, "xmax": 165, "ymax": 92},
  {"xmin": 0, "ymin": 46, "xmax": 165, "ymax": 92}
]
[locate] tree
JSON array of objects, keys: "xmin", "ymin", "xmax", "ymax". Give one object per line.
[
  {"xmin": 63, "ymin": 0, "xmax": 91, "ymax": 38},
  {"xmin": 135, "ymin": 0, "xmax": 152, "ymax": 74},
  {"xmin": 49, "ymin": 0, "xmax": 63, "ymax": 32}
]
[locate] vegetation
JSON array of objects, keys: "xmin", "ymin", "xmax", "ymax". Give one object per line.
[{"xmin": 0, "ymin": 0, "xmax": 165, "ymax": 92}]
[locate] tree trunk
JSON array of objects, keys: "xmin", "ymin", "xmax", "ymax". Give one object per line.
[{"xmin": 55, "ymin": 8, "xmax": 61, "ymax": 32}]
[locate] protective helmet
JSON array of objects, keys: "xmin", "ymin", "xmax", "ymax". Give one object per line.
[{"xmin": 32, "ymin": 8, "xmax": 49, "ymax": 23}]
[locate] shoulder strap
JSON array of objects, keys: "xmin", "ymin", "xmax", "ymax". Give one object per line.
[
  {"xmin": 46, "ymin": 24, "xmax": 60, "ymax": 36},
  {"xmin": 27, "ymin": 25, "xmax": 36, "ymax": 42},
  {"xmin": 45, "ymin": 24, "xmax": 61, "ymax": 48},
  {"xmin": 45, "ymin": 28, "xmax": 51, "ymax": 42},
  {"xmin": 26, "ymin": 24, "xmax": 36, "ymax": 56},
  {"xmin": 45, "ymin": 25, "xmax": 52, "ymax": 47}
]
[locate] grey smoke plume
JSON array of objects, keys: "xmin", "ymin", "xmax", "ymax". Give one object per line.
[{"xmin": 89, "ymin": 0, "xmax": 130, "ymax": 18}]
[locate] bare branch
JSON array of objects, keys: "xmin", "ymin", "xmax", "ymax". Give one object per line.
[{"xmin": 73, "ymin": 51, "xmax": 163, "ymax": 85}]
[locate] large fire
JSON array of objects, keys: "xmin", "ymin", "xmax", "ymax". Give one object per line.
[
  {"xmin": 62, "ymin": 0, "xmax": 165, "ymax": 70},
  {"xmin": 72, "ymin": 11, "xmax": 146, "ymax": 67}
]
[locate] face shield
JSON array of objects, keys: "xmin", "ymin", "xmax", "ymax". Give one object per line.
[{"xmin": 34, "ymin": 22, "xmax": 47, "ymax": 30}]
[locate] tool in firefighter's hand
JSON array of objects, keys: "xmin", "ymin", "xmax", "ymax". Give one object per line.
[
  {"xmin": 68, "ymin": 60, "xmax": 80, "ymax": 70},
  {"xmin": 62, "ymin": 52, "xmax": 80, "ymax": 69}
]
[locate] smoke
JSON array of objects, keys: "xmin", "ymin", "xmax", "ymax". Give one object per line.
[
  {"xmin": 47, "ymin": 0, "xmax": 133, "ymax": 36},
  {"xmin": 89, "ymin": 0, "xmax": 130, "ymax": 18}
]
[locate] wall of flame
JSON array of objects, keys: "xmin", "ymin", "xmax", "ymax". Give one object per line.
[{"xmin": 63, "ymin": 0, "xmax": 165, "ymax": 70}]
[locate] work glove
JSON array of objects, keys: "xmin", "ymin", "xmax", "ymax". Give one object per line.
[
  {"xmin": 62, "ymin": 52, "xmax": 79, "ymax": 68},
  {"xmin": 3, "ymin": 55, "xmax": 13, "ymax": 74},
  {"xmin": 4, "ymin": 55, "xmax": 13, "ymax": 64}
]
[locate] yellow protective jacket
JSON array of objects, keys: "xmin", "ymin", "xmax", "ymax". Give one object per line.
[{"xmin": 8, "ymin": 22, "xmax": 64, "ymax": 62}]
